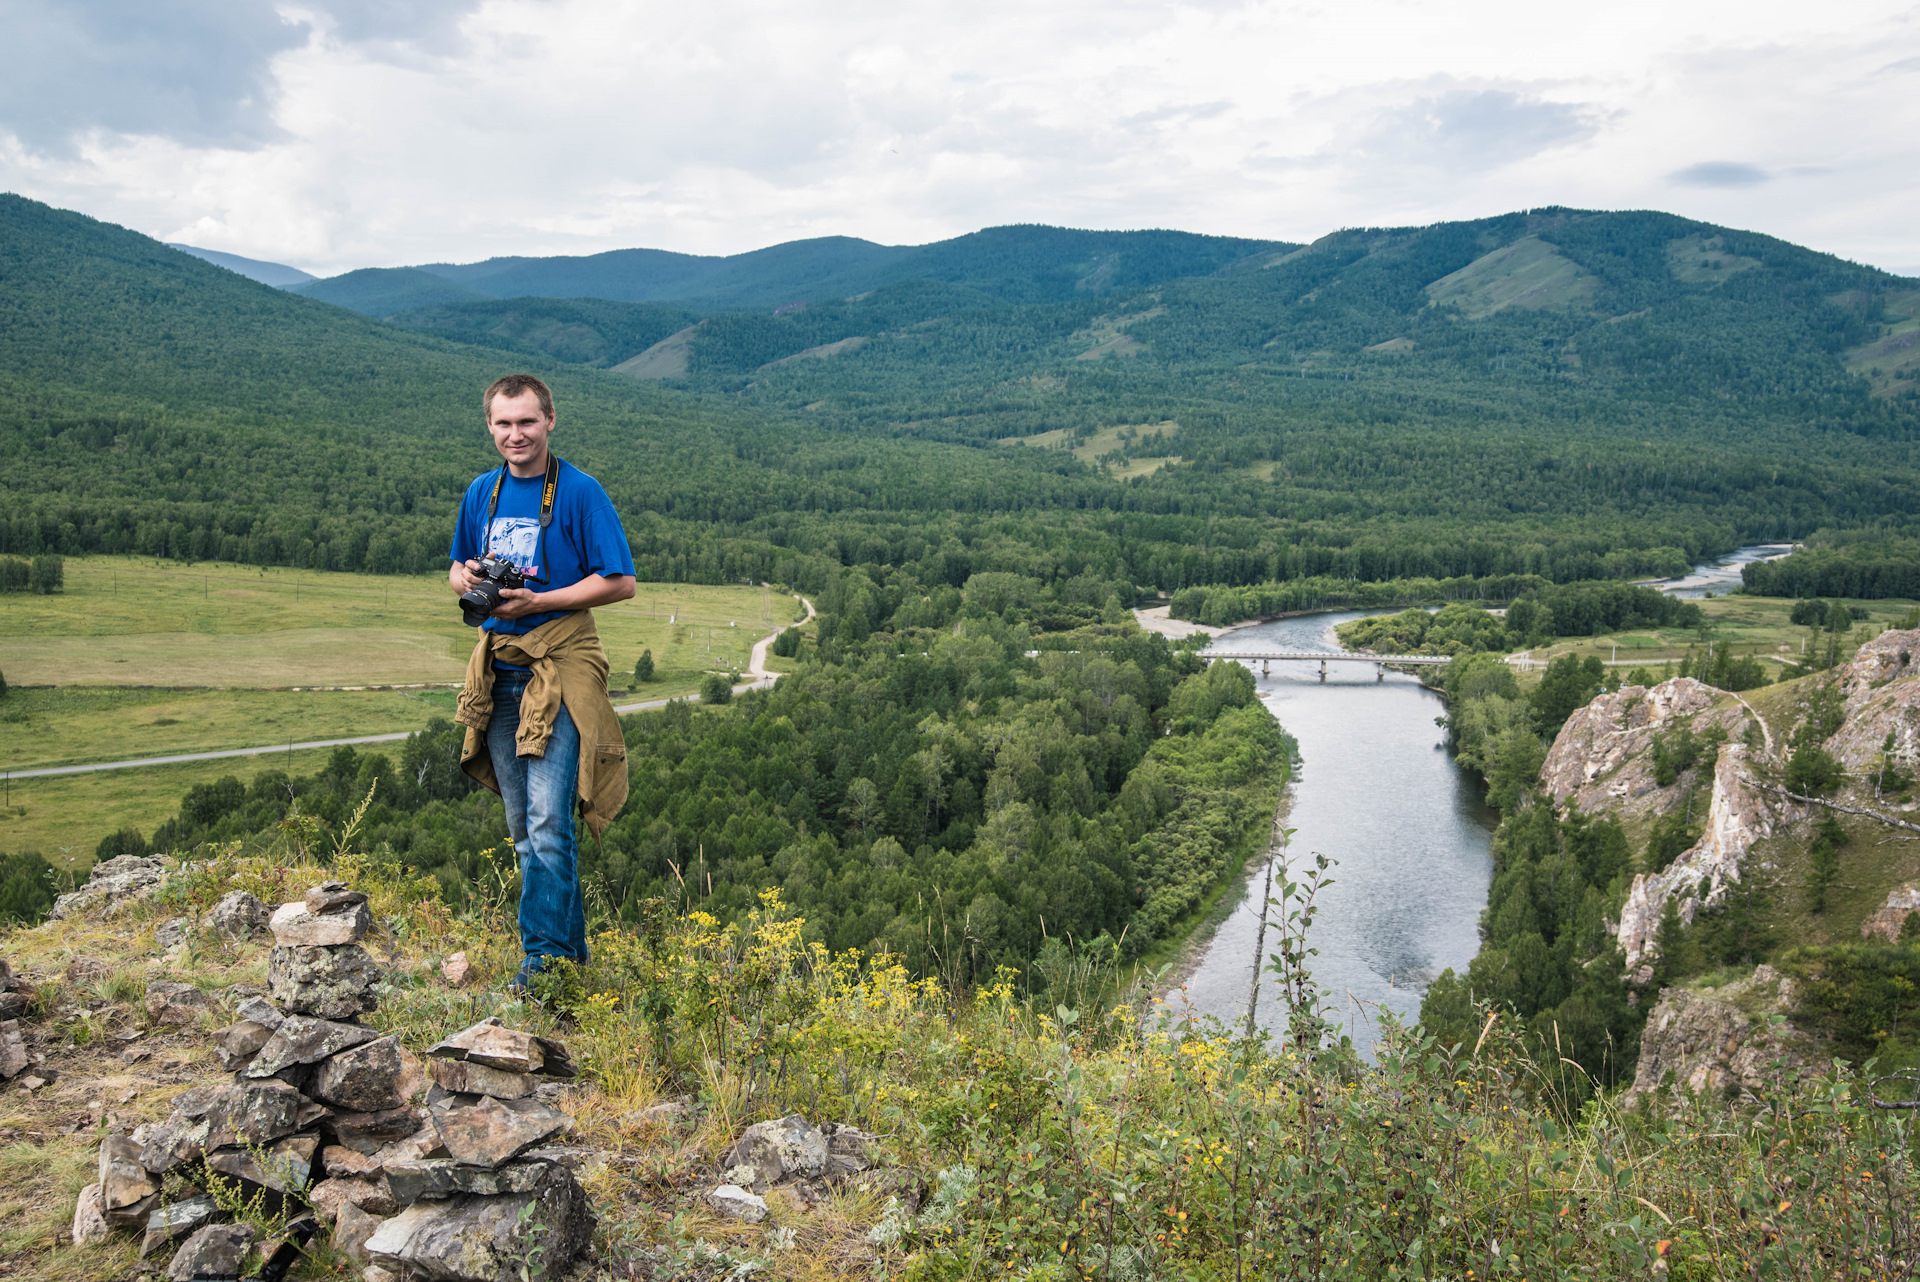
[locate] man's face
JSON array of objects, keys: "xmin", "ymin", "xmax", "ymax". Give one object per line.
[{"xmin": 487, "ymin": 390, "xmax": 554, "ymax": 472}]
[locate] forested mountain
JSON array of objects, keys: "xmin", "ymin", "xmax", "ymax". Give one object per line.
[
  {"xmin": 297, "ymin": 225, "xmax": 1283, "ymax": 314},
  {"xmin": 3, "ymin": 192, "xmax": 1918, "ymax": 602}
]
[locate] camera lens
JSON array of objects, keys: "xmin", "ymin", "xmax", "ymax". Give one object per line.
[{"xmin": 459, "ymin": 581, "xmax": 501, "ymax": 627}]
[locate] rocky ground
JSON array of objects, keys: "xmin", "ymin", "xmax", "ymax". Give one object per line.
[{"xmin": 0, "ymin": 856, "xmax": 916, "ymax": 1281}]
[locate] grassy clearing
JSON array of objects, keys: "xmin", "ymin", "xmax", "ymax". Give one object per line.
[
  {"xmin": 0, "ymin": 748, "xmax": 341, "ymax": 862},
  {"xmin": 1002, "ymin": 421, "xmax": 1178, "ymax": 477},
  {"xmin": 0, "ymin": 556, "xmax": 792, "ymax": 687},
  {"xmin": 1516, "ymin": 594, "xmax": 1919, "ymax": 674}
]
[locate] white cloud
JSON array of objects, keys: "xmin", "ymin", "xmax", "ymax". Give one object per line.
[{"xmin": 0, "ymin": 0, "xmax": 1915, "ymax": 275}]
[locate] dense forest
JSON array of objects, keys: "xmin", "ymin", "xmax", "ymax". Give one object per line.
[
  {"xmin": 71, "ymin": 583, "xmax": 1294, "ymax": 978},
  {"xmin": 1743, "ymin": 534, "xmax": 1920, "ymax": 599}
]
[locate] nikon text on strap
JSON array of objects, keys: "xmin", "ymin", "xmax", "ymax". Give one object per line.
[{"xmin": 481, "ymin": 453, "xmax": 559, "ymax": 584}]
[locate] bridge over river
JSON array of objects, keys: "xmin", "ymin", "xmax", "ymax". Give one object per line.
[{"xmin": 1202, "ymin": 649, "xmax": 1449, "ymax": 681}]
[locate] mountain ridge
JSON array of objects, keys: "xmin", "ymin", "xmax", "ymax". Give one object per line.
[{"xmin": 294, "ymin": 224, "xmax": 1287, "ymax": 315}]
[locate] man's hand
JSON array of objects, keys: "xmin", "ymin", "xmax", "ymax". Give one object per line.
[
  {"xmin": 449, "ymin": 559, "xmax": 483, "ymax": 595},
  {"xmin": 488, "ymin": 586, "xmax": 546, "ymax": 620},
  {"xmin": 452, "ymin": 571, "xmax": 634, "ymax": 622}
]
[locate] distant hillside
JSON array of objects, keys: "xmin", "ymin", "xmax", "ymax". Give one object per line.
[
  {"xmin": 3, "ymin": 192, "xmax": 1918, "ymax": 604},
  {"xmin": 300, "ymin": 225, "xmax": 1285, "ymax": 314},
  {"xmin": 167, "ymin": 244, "xmax": 315, "ymax": 288},
  {"xmin": 383, "ymin": 297, "xmax": 696, "ymax": 368},
  {"xmin": 294, "ymin": 266, "xmax": 491, "ymax": 318}
]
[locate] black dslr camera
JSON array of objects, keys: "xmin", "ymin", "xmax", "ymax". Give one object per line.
[{"xmin": 459, "ymin": 555, "xmax": 526, "ymax": 627}]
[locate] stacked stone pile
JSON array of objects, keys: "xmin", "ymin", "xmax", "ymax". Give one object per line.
[
  {"xmin": 361, "ymin": 1016, "xmax": 593, "ymax": 1280},
  {"xmin": 64, "ymin": 878, "xmax": 593, "ymax": 1281},
  {"xmin": 0, "ymin": 958, "xmax": 34, "ymax": 1084}
]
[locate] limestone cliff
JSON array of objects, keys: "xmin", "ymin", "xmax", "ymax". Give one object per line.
[
  {"xmin": 1622, "ymin": 965, "xmax": 1816, "ymax": 1109},
  {"xmin": 1542, "ymin": 630, "xmax": 1920, "ymax": 975},
  {"xmin": 1541, "ymin": 677, "xmax": 1737, "ymax": 818}
]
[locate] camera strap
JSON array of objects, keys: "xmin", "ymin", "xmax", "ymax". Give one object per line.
[{"xmin": 480, "ymin": 453, "xmax": 559, "ymax": 585}]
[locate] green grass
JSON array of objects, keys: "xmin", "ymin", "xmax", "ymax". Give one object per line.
[
  {"xmin": 0, "ymin": 686, "xmax": 443, "ymax": 771},
  {"xmin": 0, "ymin": 746, "xmax": 341, "ymax": 863},
  {"xmin": 0, "ymin": 556, "xmax": 796, "ymax": 687},
  {"xmin": 1002, "ymin": 421, "xmax": 1179, "ymax": 477},
  {"xmin": 1514, "ymin": 594, "xmax": 1919, "ymax": 673},
  {"xmin": 0, "ymin": 557, "xmax": 807, "ymax": 856}
]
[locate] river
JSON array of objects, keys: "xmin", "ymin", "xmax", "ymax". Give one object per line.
[
  {"xmin": 1165, "ymin": 544, "xmax": 1794, "ymax": 1051},
  {"xmin": 1165, "ymin": 610, "xmax": 1496, "ymax": 1052},
  {"xmin": 1647, "ymin": 543, "xmax": 1795, "ymax": 598}
]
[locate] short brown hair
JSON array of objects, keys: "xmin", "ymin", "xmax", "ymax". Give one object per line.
[{"xmin": 484, "ymin": 373, "xmax": 554, "ymax": 422}]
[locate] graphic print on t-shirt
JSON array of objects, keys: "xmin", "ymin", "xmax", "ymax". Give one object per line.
[{"xmin": 487, "ymin": 516, "xmax": 543, "ymax": 579}]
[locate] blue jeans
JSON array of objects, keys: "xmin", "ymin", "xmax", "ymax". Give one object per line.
[{"xmin": 486, "ymin": 671, "xmax": 588, "ymax": 965}]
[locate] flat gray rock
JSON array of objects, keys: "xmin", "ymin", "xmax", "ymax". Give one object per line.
[
  {"xmin": 309, "ymin": 1173, "xmax": 397, "ymax": 1221},
  {"xmin": 270, "ymin": 899, "xmax": 372, "ymax": 947},
  {"xmin": 215, "ymin": 1020, "xmax": 275, "ymax": 1073},
  {"xmin": 70, "ymin": 1182, "xmax": 109, "ymax": 1246},
  {"xmin": 365, "ymin": 1165, "xmax": 591, "ymax": 1282},
  {"xmin": 233, "ymin": 995, "xmax": 284, "ymax": 1030},
  {"xmin": 426, "ymin": 1057, "xmax": 533, "ymax": 1099},
  {"xmin": 268, "ymin": 944, "xmax": 379, "ymax": 1019},
  {"xmin": 427, "ymin": 1016, "xmax": 575, "ymax": 1078},
  {"xmin": 706, "ymin": 1184, "xmax": 769, "ymax": 1223},
  {"xmin": 167, "ymin": 1223, "xmax": 255, "ymax": 1282},
  {"xmin": 429, "ymin": 1094, "xmax": 571, "ymax": 1169},
  {"xmin": 0, "ymin": 1020, "xmax": 28, "ymax": 1079},
  {"xmin": 245, "ymin": 1015, "xmax": 379, "ymax": 1078},
  {"xmin": 204, "ymin": 1132, "xmax": 319, "ymax": 1195},
  {"xmin": 333, "ymin": 1201, "xmax": 383, "ymax": 1264},
  {"xmin": 305, "ymin": 881, "xmax": 368, "ymax": 915},
  {"xmin": 140, "ymin": 1195, "xmax": 222, "ymax": 1258},
  {"xmin": 323, "ymin": 1105, "xmax": 423, "ymax": 1155},
  {"xmin": 384, "ymin": 1156, "xmax": 556, "ymax": 1206},
  {"xmin": 312, "ymin": 1036, "xmax": 407, "ymax": 1113},
  {"xmin": 140, "ymin": 1080, "xmax": 322, "ymax": 1175},
  {"xmin": 98, "ymin": 1134, "xmax": 159, "ymax": 1213}
]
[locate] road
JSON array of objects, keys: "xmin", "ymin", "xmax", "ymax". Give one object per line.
[{"xmin": 7, "ymin": 592, "xmax": 817, "ymax": 781}]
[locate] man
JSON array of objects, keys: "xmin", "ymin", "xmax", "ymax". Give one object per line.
[{"xmin": 450, "ymin": 374, "xmax": 634, "ymax": 993}]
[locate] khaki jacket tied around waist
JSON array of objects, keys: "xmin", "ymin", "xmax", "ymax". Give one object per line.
[{"xmin": 456, "ymin": 609, "xmax": 629, "ymax": 839}]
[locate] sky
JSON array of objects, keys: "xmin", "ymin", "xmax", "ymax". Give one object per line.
[{"xmin": 1, "ymin": 0, "xmax": 1916, "ymax": 277}]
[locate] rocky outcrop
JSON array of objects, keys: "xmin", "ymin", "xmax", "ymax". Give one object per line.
[
  {"xmin": 1617, "ymin": 742, "xmax": 1789, "ymax": 971},
  {"xmin": 48, "ymin": 855, "xmax": 167, "ymax": 920},
  {"xmin": 1624, "ymin": 965, "xmax": 1817, "ymax": 1109},
  {"xmin": 1828, "ymin": 628, "xmax": 1920, "ymax": 773},
  {"xmin": 1541, "ymin": 678, "xmax": 1739, "ymax": 814},
  {"xmin": 1862, "ymin": 885, "xmax": 1920, "ymax": 942}
]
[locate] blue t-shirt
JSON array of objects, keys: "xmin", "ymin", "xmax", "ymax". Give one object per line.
[{"xmin": 449, "ymin": 458, "xmax": 635, "ymax": 645}]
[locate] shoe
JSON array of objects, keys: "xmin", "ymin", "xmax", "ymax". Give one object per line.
[{"xmin": 508, "ymin": 955, "xmax": 548, "ymax": 997}]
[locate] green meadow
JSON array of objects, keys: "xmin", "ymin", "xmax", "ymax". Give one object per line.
[
  {"xmin": 1511, "ymin": 593, "xmax": 1920, "ymax": 674},
  {"xmin": 0, "ymin": 555, "xmax": 801, "ymax": 858}
]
